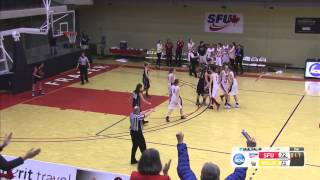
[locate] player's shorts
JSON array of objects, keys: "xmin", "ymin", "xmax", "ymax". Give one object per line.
[{"xmin": 229, "ymin": 81, "xmax": 238, "ymax": 96}]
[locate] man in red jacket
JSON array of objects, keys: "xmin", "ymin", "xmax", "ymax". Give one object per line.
[
  {"xmin": 165, "ymin": 39, "xmax": 174, "ymax": 67},
  {"xmin": 175, "ymin": 38, "xmax": 184, "ymax": 67}
]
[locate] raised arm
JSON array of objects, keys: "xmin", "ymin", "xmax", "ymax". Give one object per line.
[
  {"xmin": 0, "ymin": 155, "xmax": 24, "ymax": 171},
  {"xmin": 176, "ymin": 132, "xmax": 197, "ymax": 180}
]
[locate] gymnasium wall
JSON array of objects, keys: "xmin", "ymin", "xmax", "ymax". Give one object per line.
[{"xmin": 78, "ymin": 4, "xmax": 320, "ymax": 68}]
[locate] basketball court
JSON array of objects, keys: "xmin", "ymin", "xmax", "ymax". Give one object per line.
[
  {"xmin": 1, "ymin": 1, "xmax": 320, "ymax": 179},
  {"xmin": 1, "ymin": 60, "xmax": 319, "ymax": 180}
]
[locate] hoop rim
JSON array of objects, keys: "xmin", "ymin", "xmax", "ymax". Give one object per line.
[{"xmin": 63, "ymin": 31, "xmax": 77, "ymax": 36}]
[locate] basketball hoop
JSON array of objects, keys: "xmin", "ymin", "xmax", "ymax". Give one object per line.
[{"xmin": 63, "ymin": 31, "xmax": 77, "ymax": 44}]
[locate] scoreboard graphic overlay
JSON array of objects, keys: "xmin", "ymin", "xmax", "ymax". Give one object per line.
[{"xmin": 231, "ymin": 147, "xmax": 304, "ymax": 168}]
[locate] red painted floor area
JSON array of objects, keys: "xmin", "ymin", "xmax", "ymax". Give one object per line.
[
  {"xmin": 0, "ymin": 64, "xmax": 118, "ymax": 110},
  {"xmin": 25, "ymin": 87, "xmax": 168, "ymax": 116}
]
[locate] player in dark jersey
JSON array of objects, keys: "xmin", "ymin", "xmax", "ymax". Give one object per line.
[
  {"xmin": 132, "ymin": 83, "xmax": 151, "ymax": 124},
  {"xmin": 142, "ymin": 62, "xmax": 151, "ymax": 98},
  {"xmin": 32, "ymin": 63, "xmax": 45, "ymax": 97},
  {"xmin": 196, "ymin": 65, "xmax": 209, "ymax": 106}
]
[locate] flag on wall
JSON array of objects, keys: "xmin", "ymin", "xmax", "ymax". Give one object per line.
[{"xmin": 204, "ymin": 13, "xmax": 244, "ymax": 33}]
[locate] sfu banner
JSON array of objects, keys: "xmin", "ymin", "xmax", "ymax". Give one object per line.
[{"xmin": 204, "ymin": 13, "xmax": 244, "ymax": 33}]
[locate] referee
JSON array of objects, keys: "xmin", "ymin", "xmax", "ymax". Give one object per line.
[
  {"xmin": 130, "ymin": 106, "xmax": 154, "ymax": 164},
  {"xmin": 76, "ymin": 52, "xmax": 90, "ymax": 85}
]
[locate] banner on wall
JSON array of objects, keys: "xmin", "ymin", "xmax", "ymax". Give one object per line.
[
  {"xmin": 204, "ymin": 13, "xmax": 244, "ymax": 33},
  {"xmin": 2, "ymin": 155, "xmax": 129, "ymax": 180}
]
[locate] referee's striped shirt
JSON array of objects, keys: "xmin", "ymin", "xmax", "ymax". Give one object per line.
[{"xmin": 130, "ymin": 113, "xmax": 145, "ymax": 131}]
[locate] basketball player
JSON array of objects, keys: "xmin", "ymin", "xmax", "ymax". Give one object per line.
[
  {"xmin": 222, "ymin": 43, "xmax": 230, "ymax": 65},
  {"xmin": 132, "ymin": 83, "xmax": 151, "ymax": 124},
  {"xmin": 208, "ymin": 66, "xmax": 220, "ymax": 110},
  {"xmin": 142, "ymin": 62, "xmax": 151, "ymax": 98},
  {"xmin": 220, "ymin": 65, "xmax": 231, "ymax": 109},
  {"xmin": 228, "ymin": 67, "xmax": 240, "ymax": 108},
  {"xmin": 76, "ymin": 52, "xmax": 90, "ymax": 85},
  {"xmin": 215, "ymin": 43, "xmax": 223, "ymax": 67},
  {"xmin": 196, "ymin": 66, "xmax": 209, "ymax": 106},
  {"xmin": 198, "ymin": 41, "xmax": 207, "ymax": 65},
  {"xmin": 32, "ymin": 63, "xmax": 45, "ymax": 97},
  {"xmin": 166, "ymin": 79, "xmax": 186, "ymax": 122},
  {"xmin": 168, "ymin": 68, "xmax": 176, "ymax": 95},
  {"xmin": 188, "ymin": 48, "xmax": 199, "ymax": 78},
  {"xmin": 206, "ymin": 44, "xmax": 214, "ymax": 65}
]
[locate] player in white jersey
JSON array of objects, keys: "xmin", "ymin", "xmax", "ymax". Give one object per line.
[
  {"xmin": 206, "ymin": 44, "xmax": 214, "ymax": 65},
  {"xmin": 167, "ymin": 68, "xmax": 176, "ymax": 95},
  {"xmin": 228, "ymin": 67, "xmax": 240, "ymax": 108},
  {"xmin": 215, "ymin": 43, "xmax": 223, "ymax": 67},
  {"xmin": 222, "ymin": 43, "xmax": 230, "ymax": 64},
  {"xmin": 166, "ymin": 79, "xmax": 186, "ymax": 122},
  {"xmin": 208, "ymin": 66, "xmax": 221, "ymax": 110},
  {"xmin": 220, "ymin": 64, "xmax": 231, "ymax": 109}
]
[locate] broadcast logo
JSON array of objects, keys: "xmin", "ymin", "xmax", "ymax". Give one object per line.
[
  {"xmin": 309, "ymin": 63, "xmax": 320, "ymax": 77},
  {"xmin": 233, "ymin": 153, "xmax": 246, "ymax": 165}
]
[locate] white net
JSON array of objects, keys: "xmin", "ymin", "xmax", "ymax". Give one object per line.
[{"xmin": 64, "ymin": 32, "xmax": 77, "ymax": 44}]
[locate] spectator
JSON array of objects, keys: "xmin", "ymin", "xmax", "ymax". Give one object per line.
[
  {"xmin": 235, "ymin": 44, "xmax": 244, "ymax": 75},
  {"xmin": 176, "ymin": 131, "xmax": 256, "ymax": 180},
  {"xmin": 100, "ymin": 36, "xmax": 107, "ymax": 57},
  {"xmin": 80, "ymin": 32, "xmax": 89, "ymax": 50},
  {"xmin": 48, "ymin": 27, "xmax": 57, "ymax": 56},
  {"xmin": 165, "ymin": 39, "xmax": 174, "ymax": 67},
  {"xmin": 175, "ymin": 38, "xmax": 185, "ymax": 67},
  {"xmin": 187, "ymin": 38, "xmax": 195, "ymax": 53},
  {"xmin": 156, "ymin": 40, "xmax": 163, "ymax": 69},
  {"xmin": 0, "ymin": 132, "xmax": 41, "ymax": 171},
  {"xmin": 130, "ymin": 148, "xmax": 172, "ymax": 180},
  {"xmin": 229, "ymin": 42, "xmax": 236, "ymax": 71}
]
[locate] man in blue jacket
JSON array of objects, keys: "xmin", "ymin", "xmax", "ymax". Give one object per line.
[{"xmin": 176, "ymin": 132, "xmax": 256, "ymax": 180}]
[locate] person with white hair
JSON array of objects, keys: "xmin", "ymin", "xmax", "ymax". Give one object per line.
[{"xmin": 176, "ymin": 131, "xmax": 256, "ymax": 180}]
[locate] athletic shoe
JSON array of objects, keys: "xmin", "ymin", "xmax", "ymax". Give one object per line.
[
  {"xmin": 143, "ymin": 120, "xmax": 149, "ymax": 124},
  {"xmin": 32, "ymin": 91, "xmax": 35, "ymax": 97},
  {"xmin": 181, "ymin": 115, "xmax": 186, "ymax": 119},
  {"xmin": 166, "ymin": 116, "xmax": 170, "ymax": 122},
  {"xmin": 235, "ymin": 103, "xmax": 240, "ymax": 108},
  {"xmin": 224, "ymin": 104, "xmax": 231, "ymax": 109},
  {"xmin": 131, "ymin": 159, "xmax": 138, "ymax": 164},
  {"xmin": 208, "ymin": 106, "xmax": 214, "ymax": 109}
]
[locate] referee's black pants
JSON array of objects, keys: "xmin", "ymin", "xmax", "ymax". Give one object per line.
[
  {"xmin": 130, "ymin": 130, "xmax": 146, "ymax": 162},
  {"xmin": 79, "ymin": 65, "xmax": 88, "ymax": 83}
]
